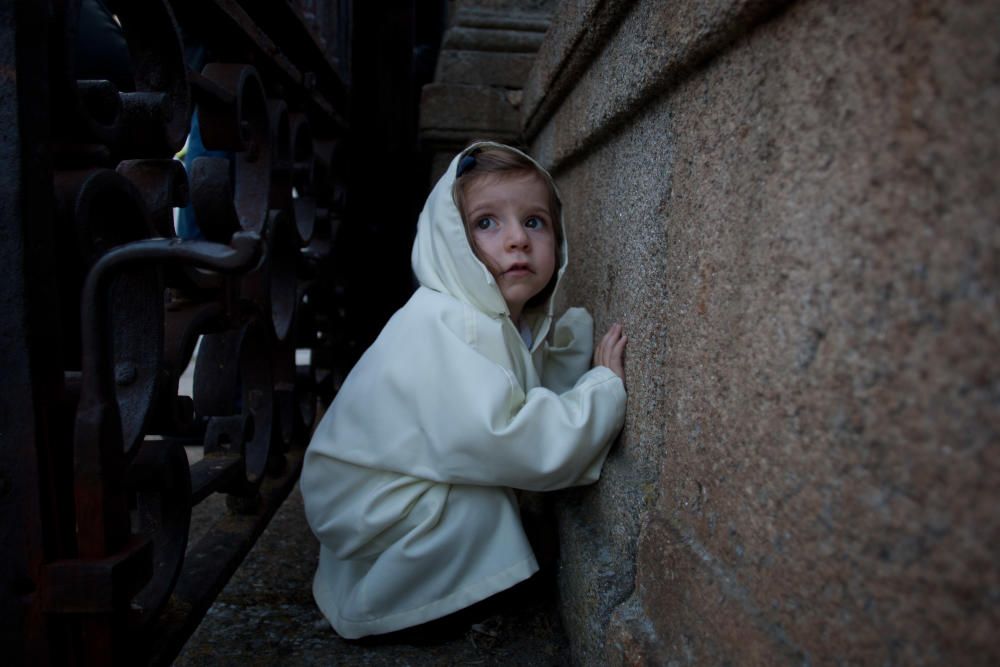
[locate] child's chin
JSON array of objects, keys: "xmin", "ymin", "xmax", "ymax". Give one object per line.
[{"xmin": 502, "ymin": 289, "xmax": 543, "ymax": 306}]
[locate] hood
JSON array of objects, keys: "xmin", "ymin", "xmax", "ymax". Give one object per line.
[{"xmin": 411, "ymin": 142, "xmax": 569, "ymax": 337}]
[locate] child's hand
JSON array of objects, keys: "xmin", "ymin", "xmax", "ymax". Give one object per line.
[{"xmin": 594, "ymin": 323, "xmax": 627, "ymax": 382}]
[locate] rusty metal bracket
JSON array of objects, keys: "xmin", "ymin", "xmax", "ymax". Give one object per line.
[
  {"xmin": 198, "ymin": 63, "xmax": 272, "ymax": 234},
  {"xmin": 42, "ymin": 538, "xmax": 154, "ymax": 615},
  {"xmin": 116, "ymin": 159, "xmax": 190, "ymax": 238},
  {"xmin": 126, "ymin": 438, "xmax": 193, "ymax": 629},
  {"xmin": 74, "ymin": 233, "xmax": 261, "ymax": 559},
  {"xmin": 192, "ymin": 319, "xmax": 274, "ymax": 494}
]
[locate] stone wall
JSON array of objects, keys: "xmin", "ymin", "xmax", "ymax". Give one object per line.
[
  {"xmin": 524, "ymin": 0, "xmax": 1000, "ymax": 664},
  {"xmin": 420, "ymin": 0, "xmax": 557, "ymax": 182}
]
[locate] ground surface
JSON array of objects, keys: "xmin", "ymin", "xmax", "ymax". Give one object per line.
[{"xmin": 173, "ymin": 484, "xmax": 572, "ymax": 666}]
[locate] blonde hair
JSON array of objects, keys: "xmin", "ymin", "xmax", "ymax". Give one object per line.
[{"xmin": 452, "ymin": 144, "xmax": 563, "ymax": 309}]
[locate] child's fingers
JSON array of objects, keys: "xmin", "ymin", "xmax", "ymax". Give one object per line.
[
  {"xmin": 609, "ymin": 330, "xmax": 623, "ymax": 360},
  {"xmin": 613, "ymin": 332, "xmax": 627, "ymax": 357},
  {"xmin": 597, "ymin": 325, "xmax": 620, "ymax": 365},
  {"xmin": 594, "ymin": 324, "xmax": 626, "ymax": 382}
]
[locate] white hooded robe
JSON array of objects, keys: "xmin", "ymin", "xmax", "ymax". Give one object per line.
[{"xmin": 301, "ymin": 143, "xmax": 627, "ymax": 638}]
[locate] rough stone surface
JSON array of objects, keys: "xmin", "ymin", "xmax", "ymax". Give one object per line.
[
  {"xmin": 547, "ymin": 99, "xmax": 677, "ymax": 666},
  {"xmin": 529, "ymin": 0, "xmax": 1000, "ymax": 664},
  {"xmin": 526, "ymin": 0, "xmax": 793, "ymax": 170},
  {"xmin": 520, "ymin": 0, "xmax": 639, "ymax": 142}
]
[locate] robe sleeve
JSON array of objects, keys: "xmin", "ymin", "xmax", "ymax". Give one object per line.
[
  {"xmin": 541, "ymin": 307, "xmax": 594, "ymax": 394},
  {"xmin": 311, "ymin": 303, "xmax": 627, "ymax": 492}
]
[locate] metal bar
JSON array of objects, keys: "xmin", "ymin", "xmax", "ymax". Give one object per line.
[
  {"xmin": 235, "ymin": 0, "xmax": 349, "ymax": 111},
  {"xmin": 169, "ymin": 0, "xmax": 345, "ymax": 130},
  {"xmin": 1, "ymin": 2, "xmax": 44, "ymax": 662},
  {"xmin": 3, "ymin": 1, "xmax": 72, "ymax": 663},
  {"xmin": 79, "ymin": 233, "xmax": 263, "ymax": 418},
  {"xmin": 42, "ymin": 539, "xmax": 154, "ymax": 614},
  {"xmin": 189, "ymin": 455, "xmax": 243, "ymax": 505},
  {"xmin": 146, "ymin": 446, "xmax": 306, "ymax": 666}
]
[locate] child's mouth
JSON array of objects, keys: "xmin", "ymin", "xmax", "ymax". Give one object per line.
[{"xmin": 503, "ymin": 264, "xmax": 532, "ymax": 277}]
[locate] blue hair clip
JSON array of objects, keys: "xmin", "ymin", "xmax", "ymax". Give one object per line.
[{"xmin": 456, "ymin": 152, "xmax": 478, "ymax": 177}]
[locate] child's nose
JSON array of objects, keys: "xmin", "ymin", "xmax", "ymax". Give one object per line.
[{"xmin": 504, "ymin": 222, "xmax": 529, "ymax": 248}]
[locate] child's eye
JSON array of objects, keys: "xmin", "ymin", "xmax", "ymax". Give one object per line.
[
  {"xmin": 525, "ymin": 216, "xmax": 545, "ymax": 229},
  {"xmin": 475, "ymin": 217, "xmax": 496, "ymax": 230}
]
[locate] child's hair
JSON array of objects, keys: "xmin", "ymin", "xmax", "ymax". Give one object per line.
[{"xmin": 453, "ymin": 143, "xmax": 564, "ymax": 310}]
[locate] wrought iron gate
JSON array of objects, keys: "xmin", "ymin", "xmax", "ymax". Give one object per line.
[{"xmin": 0, "ymin": 1, "xmax": 381, "ymax": 664}]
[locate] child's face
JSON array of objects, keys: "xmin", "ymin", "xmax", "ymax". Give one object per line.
[{"xmin": 464, "ymin": 172, "xmax": 557, "ymax": 322}]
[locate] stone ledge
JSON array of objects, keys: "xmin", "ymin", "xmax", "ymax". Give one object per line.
[
  {"xmin": 419, "ymin": 83, "xmax": 522, "ymax": 136},
  {"xmin": 523, "ymin": 0, "xmax": 793, "ymax": 172},
  {"xmin": 454, "ymin": 7, "xmax": 551, "ymax": 32},
  {"xmin": 435, "ymin": 50, "xmax": 537, "ymax": 87},
  {"xmin": 442, "ymin": 26, "xmax": 547, "ymax": 53}
]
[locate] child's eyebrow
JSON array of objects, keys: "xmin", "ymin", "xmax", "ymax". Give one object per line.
[{"xmin": 465, "ymin": 206, "xmax": 495, "ymax": 219}]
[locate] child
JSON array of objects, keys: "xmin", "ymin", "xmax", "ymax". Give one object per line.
[{"xmin": 301, "ymin": 141, "xmax": 627, "ymax": 639}]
